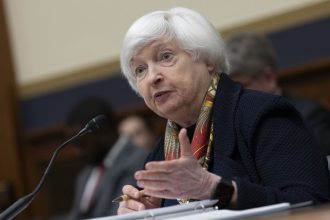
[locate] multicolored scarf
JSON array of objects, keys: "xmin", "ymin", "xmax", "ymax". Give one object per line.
[{"xmin": 164, "ymin": 73, "xmax": 220, "ymax": 168}]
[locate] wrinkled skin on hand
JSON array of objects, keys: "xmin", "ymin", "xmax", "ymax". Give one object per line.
[
  {"xmin": 117, "ymin": 129, "xmax": 221, "ymax": 215},
  {"xmin": 135, "ymin": 129, "xmax": 220, "ymax": 200}
]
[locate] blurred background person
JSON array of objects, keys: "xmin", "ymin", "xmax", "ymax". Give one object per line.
[
  {"xmin": 225, "ymin": 32, "xmax": 330, "ymax": 156},
  {"xmin": 65, "ymin": 98, "xmax": 148, "ymax": 219},
  {"xmin": 118, "ymin": 115, "xmax": 158, "ymax": 151}
]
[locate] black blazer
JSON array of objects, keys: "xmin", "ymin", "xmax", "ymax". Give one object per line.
[{"xmin": 146, "ymin": 73, "xmax": 330, "ymax": 209}]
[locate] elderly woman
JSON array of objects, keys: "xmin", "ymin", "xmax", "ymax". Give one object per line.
[{"xmin": 117, "ymin": 7, "xmax": 329, "ymax": 214}]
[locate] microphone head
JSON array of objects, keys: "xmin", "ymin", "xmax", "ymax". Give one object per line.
[{"xmin": 85, "ymin": 114, "xmax": 108, "ymax": 133}]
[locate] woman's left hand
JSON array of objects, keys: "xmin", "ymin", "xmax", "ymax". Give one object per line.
[{"xmin": 135, "ymin": 128, "xmax": 220, "ymax": 200}]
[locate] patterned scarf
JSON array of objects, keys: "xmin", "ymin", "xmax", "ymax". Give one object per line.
[{"xmin": 164, "ymin": 73, "xmax": 220, "ymax": 167}]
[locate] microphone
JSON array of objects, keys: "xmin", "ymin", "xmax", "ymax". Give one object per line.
[{"xmin": 0, "ymin": 115, "xmax": 108, "ymax": 220}]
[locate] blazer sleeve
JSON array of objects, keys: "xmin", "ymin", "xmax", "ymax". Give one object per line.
[{"xmin": 233, "ymin": 95, "xmax": 330, "ymax": 209}]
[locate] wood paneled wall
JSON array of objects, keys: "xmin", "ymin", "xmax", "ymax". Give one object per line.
[
  {"xmin": 0, "ymin": 0, "xmax": 27, "ymax": 218},
  {"xmin": 279, "ymin": 58, "xmax": 330, "ymax": 110}
]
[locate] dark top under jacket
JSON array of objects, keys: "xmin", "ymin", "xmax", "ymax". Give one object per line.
[{"xmin": 145, "ymin": 73, "xmax": 330, "ymax": 210}]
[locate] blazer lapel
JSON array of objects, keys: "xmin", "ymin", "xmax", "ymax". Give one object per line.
[{"xmin": 211, "ymin": 73, "xmax": 243, "ymax": 173}]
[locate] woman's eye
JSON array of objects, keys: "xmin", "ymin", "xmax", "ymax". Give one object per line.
[
  {"xmin": 161, "ymin": 52, "xmax": 173, "ymax": 61},
  {"xmin": 135, "ymin": 66, "xmax": 146, "ymax": 77}
]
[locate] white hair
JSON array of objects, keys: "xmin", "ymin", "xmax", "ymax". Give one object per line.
[{"xmin": 120, "ymin": 7, "xmax": 229, "ymax": 93}]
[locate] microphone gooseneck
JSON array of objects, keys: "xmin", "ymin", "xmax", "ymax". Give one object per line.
[
  {"xmin": 0, "ymin": 115, "xmax": 108, "ymax": 220},
  {"xmin": 83, "ymin": 114, "xmax": 108, "ymax": 134}
]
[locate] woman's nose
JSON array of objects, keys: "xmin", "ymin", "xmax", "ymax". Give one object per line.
[{"xmin": 147, "ymin": 64, "xmax": 163, "ymax": 85}]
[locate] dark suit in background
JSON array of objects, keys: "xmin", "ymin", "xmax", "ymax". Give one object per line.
[
  {"xmin": 64, "ymin": 98, "xmax": 149, "ymax": 219},
  {"xmin": 67, "ymin": 137, "xmax": 148, "ymax": 219},
  {"xmin": 284, "ymin": 94, "xmax": 330, "ymax": 155}
]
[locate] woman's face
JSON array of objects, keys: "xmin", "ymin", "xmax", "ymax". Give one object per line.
[{"xmin": 131, "ymin": 40, "xmax": 214, "ymax": 127}]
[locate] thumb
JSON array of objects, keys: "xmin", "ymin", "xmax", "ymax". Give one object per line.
[{"xmin": 179, "ymin": 128, "xmax": 193, "ymax": 158}]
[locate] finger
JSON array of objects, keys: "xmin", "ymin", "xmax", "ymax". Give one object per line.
[
  {"xmin": 118, "ymin": 204, "xmax": 144, "ymax": 215},
  {"xmin": 121, "ymin": 199, "xmax": 146, "ymax": 211},
  {"xmin": 144, "ymin": 161, "xmax": 174, "ymax": 171},
  {"xmin": 178, "ymin": 128, "xmax": 193, "ymax": 158},
  {"xmin": 144, "ymin": 188, "xmax": 177, "ymax": 199},
  {"xmin": 137, "ymin": 179, "xmax": 169, "ymax": 191},
  {"xmin": 118, "ymin": 206, "xmax": 135, "ymax": 215},
  {"xmin": 122, "ymin": 185, "xmax": 141, "ymax": 199},
  {"xmin": 118, "ymin": 201, "xmax": 133, "ymax": 215},
  {"xmin": 135, "ymin": 170, "xmax": 170, "ymax": 181}
]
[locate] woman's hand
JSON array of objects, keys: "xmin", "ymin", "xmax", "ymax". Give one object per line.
[
  {"xmin": 117, "ymin": 185, "xmax": 161, "ymax": 215},
  {"xmin": 135, "ymin": 128, "xmax": 221, "ymax": 200}
]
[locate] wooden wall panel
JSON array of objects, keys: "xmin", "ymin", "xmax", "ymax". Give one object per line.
[
  {"xmin": 0, "ymin": 0, "xmax": 27, "ymax": 218},
  {"xmin": 279, "ymin": 58, "xmax": 330, "ymax": 109}
]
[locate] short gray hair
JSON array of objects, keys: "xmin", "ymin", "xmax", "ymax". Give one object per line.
[
  {"xmin": 225, "ymin": 32, "xmax": 277, "ymax": 76},
  {"xmin": 120, "ymin": 7, "xmax": 229, "ymax": 93}
]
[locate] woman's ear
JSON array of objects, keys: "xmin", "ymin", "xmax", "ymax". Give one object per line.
[{"xmin": 206, "ymin": 62, "xmax": 215, "ymax": 73}]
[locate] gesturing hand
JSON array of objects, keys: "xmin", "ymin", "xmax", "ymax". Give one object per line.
[{"xmin": 135, "ymin": 128, "xmax": 220, "ymax": 200}]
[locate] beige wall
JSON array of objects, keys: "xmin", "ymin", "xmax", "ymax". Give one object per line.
[{"xmin": 3, "ymin": 0, "xmax": 328, "ymax": 94}]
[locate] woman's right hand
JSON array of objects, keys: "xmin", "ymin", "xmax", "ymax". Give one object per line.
[{"xmin": 117, "ymin": 185, "xmax": 161, "ymax": 215}]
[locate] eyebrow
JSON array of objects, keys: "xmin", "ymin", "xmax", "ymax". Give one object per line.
[{"xmin": 132, "ymin": 42, "xmax": 173, "ymax": 64}]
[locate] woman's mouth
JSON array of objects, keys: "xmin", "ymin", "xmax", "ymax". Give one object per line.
[{"xmin": 154, "ymin": 91, "xmax": 171, "ymax": 103}]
